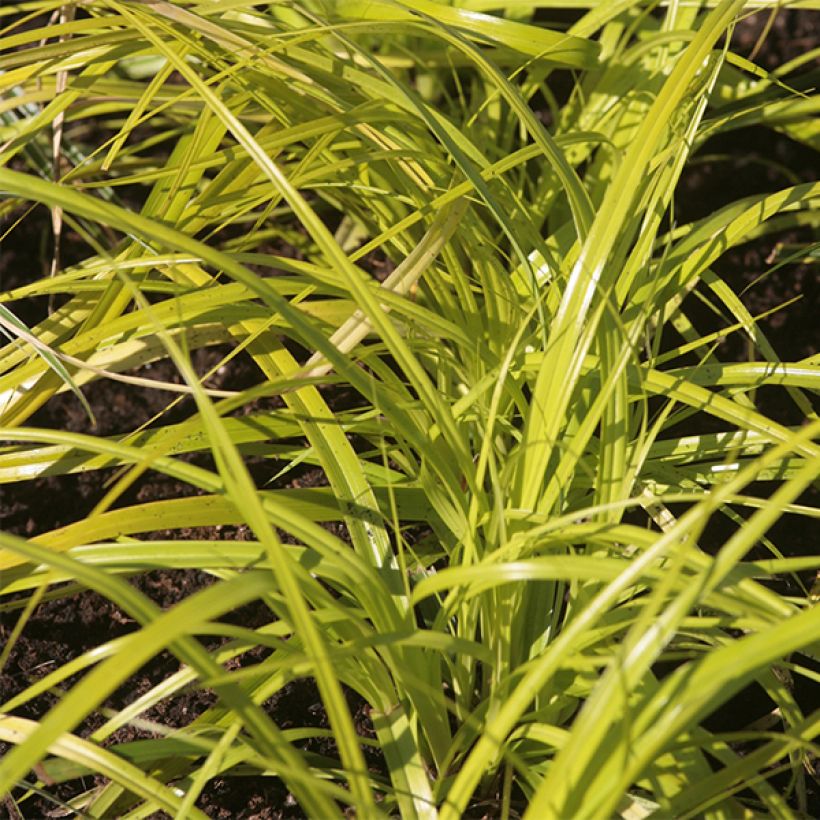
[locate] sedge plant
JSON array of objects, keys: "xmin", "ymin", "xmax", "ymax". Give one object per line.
[{"xmin": 0, "ymin": 0, "xmax": 819, "ymax": 816}]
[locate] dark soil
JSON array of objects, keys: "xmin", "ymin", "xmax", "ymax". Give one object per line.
[{"xmin": 1, "ymin": 7, "xmax": 819, "ymax": 818}]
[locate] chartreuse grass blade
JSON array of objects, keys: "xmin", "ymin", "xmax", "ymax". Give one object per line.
[
  {"xmin": 0, "ymin": 531, "xmax": 345, "ymax": 815},
  {"xmin": 109, "ymin": 0, "xmax": 474, "ymax": 482},
  {"xmin": 0, "ymin": 426, "xmax": 430, "ymax": 634},
  {"xmin": 0, "ymin": 715, "xmax": 209, "ymax": 820},
  {"xmin": 515, "ymin": 0, "xmax": 746, "ymax": 515},
  {"xmin": 1, "ymin": 122, "xmax": 230, "ymax": 426},
  {"xmin": 649, "ymin": 182, "xmax": 820, "ymax": 302},
  {"xmin": 91, "ymin": 0, "xmax": 474, "ymax": 636},
  {"xmin": 114, "ymin": 261, "xmax": 380, "ymax": 813},
  {"xmin": 126, "ymin": 8, "xmax": 479, "ymax": 769},
  {"xmin": 574, "ymin": 602, "xmax": 820, "ymax": 818},
  {"xmin": 0, "ymin": 487, "xmax": 433, "ymax": 571},
  {"xmin": 667, "ymin": 710, "xmax": 820, "ymax": 817},
  {"xmin": 334, "ymin": 0, "xmax": 600, "ymax": 67},
  {"xmin": 0, "ymin": 168, "xmax": 420, "ymax": 434},
  {"xmin": 440, "ymin": 414, "xmax": 817, "ymax": 819},
  {"xmin": 304, "ymin": 197, "xmax": 468, "ymax": 377},
  {"xmin": 0, "ymin": 303, "xmax": 95, "ymax": 424},
  {"xmin": 524, "ymin": 422, "xmax": 820, "ymax": 818}
]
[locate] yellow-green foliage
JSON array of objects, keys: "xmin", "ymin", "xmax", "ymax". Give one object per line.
[{"xmin": 1, "ymin": 1, "xmax": 818, "ymax": 816}]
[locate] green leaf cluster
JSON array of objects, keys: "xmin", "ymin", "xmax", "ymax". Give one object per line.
[{"xmin": 1, "ymin": 0, "xmax": 818, "ymax": 816}]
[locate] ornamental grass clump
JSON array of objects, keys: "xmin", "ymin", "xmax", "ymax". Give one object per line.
[{"xmin": 0, "ymin": 0, "xmax": 818, "ymax": 816}]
